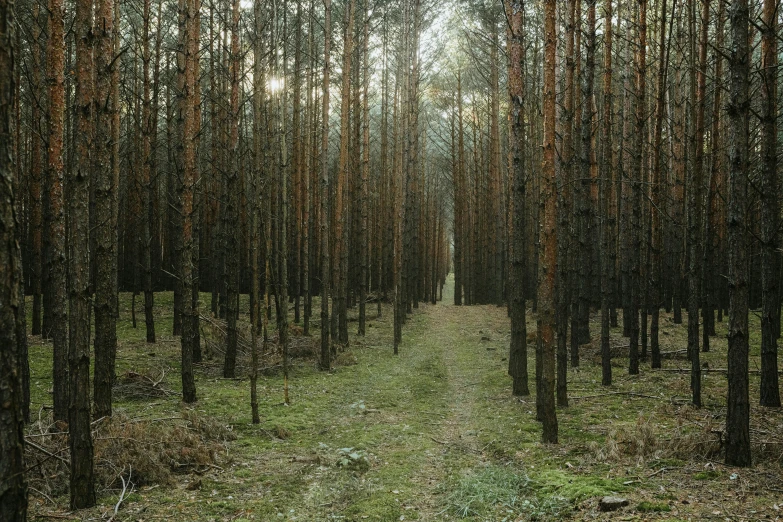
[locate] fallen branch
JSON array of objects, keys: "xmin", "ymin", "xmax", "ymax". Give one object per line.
[
  {"xmin": 28, "ymin": 486, "xmax": 56, "ymax": 506},
  {"xmin": 25, "ymin": 439, "xmax": 69, "ymax": 465},
  {"xmin": 647, "ymin": 467, "xmax": 669, "ymax": 478},
  {"xmin": 107, "ymin": 467, "xmax": 134, "ymax": 522}
]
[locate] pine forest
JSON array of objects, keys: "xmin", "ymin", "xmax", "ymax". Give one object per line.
[{"xmin": 3, "ymin": 0, "xmax": 783, "ymax": 519}]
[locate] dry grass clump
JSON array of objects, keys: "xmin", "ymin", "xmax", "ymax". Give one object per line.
[
  {"xmin": 592, "ymin": 415, "xmax": 660, "ymax": 463},
  {"xmin": 25, "ymin": 409, "xmax": 236, "ymax": 500},
  {"xmin": 334, "ymin": 351, "xmax": 358, "ymax": 367},
  {"xmin": 591, "ymin": 408, "xmax": 783, "ymax": 466},
  {"xmin": 199, "ymin": 313, "xmax": 318, "ymax": 377}
]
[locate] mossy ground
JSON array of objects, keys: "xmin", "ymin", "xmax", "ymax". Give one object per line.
[{"xmin": 25, "ymin": 277, "xmax": 783, "ymax": 521}]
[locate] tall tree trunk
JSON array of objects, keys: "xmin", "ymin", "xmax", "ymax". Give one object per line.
[
  {"xmin": 93, "ymin": 0, "xmax": 119, "ymax": 418},
  {"xmin": 489, "ymin": 20, "xmax": 503, "ymax": 306},
  {"xmin": 0, "ymin": 0, "xmax": 28, "ymax": 513},
  {"xmin": 506, "ymin": 0, "xmax": 529, "ymax": 397},
  {"xmin": 71, "ymin": 0, "xmax": 97, "ymax": 506},
  {"xmin": 30, "ymin": 6, "xmax": 44, "ymax": 338},
  {"xmin": 48, "ymin": 0, "xmax": 69, "ymax": 424},
  {"xmin": 649, "ymin": 0, "xmax": 669, "ymax": 370},
  {"xmin": 140, "ymin": 0, "xmax": 156, "ymax": 344},
  {"xmin": 576, "ymin": 0, "xmax": 596, "ymax": 369},
  {"xmin": 671, "ymin": 11, "xmax": 686, "ymax": 326},
  {"xmin": 759, "ymin": 0, "xmax": 780, "ymax": 407},
  {"xmin": 223, "ymin": 0, "xmax": 241, "ymax": 379},
  {"xmin": 292, "ymin": 0, "xmax": 303, "ymax": 326},
  {"xmin": 539, "ymin": 0, "xmax": 558, "ymax": 444},
  {"xmin": 250, "ymin": 0, "xmax": 264, "ymax": 422},
  {"xmin": 599, "ymin": 0, "xmax": 613, "ymax": 386},
  {"xmin": 704, "ymin": 0, "xmax": 725, "ymax": 349},
  {"xmin": 629, "ymin": 0, "xmax": 646, "ymax": 376},
  {"xmin": 358, "ymin": 0, "xmax": 369, "ymax": 336},
  {"xmin": 558, "ymin": 0, "xmax": 576, "ymax": 395},
  {"xmin": 687, "ymin": 0, "xmax": 707, "ymax": 408},
  {"xmin": 303, "ymin": 0, "xmax": 315, "ymax": 336},
  {"xmin": 320, "ymin": 0, "xmax": 332, "ymax": 370},
  {"xmin": 278, "ymin": 2, "xmax": 291, "ymax": 405},
  {"xmin": 190, "ymin": 0, "xmax": 202, "ymax": 365},
  {"xmin": 725, "ymin": 0, "xmax": 751, "ymax": 467},
  {"xmin": 178, "ymin": 0, "xmax": 198, "ymax": 404},
  {"xmin": 334, "ymin": 0, "xmax": 355, "ymax": 347}
]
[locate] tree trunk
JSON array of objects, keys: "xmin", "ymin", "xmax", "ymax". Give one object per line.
[
  {"xmin": 539, "ymin": 0, "xmax": 558, "ymax": 444},
  {"xmin": 558, "ymin": 0, "xmax": 576, "ymax": 395},
  {"xmin": 140, "ymin": 0, "xmax": 156, "ymax": 345},
  {"xmin": 725, "ymin": 0, "xmax": 751, "ymax": 467},
  {"xmin": 600, "ymin": 0, "xmax": 613, "ymax": 386},
  {"xmin": 93, "ymin": 0, "xmax": 119, "ymax": 419},
  {"xmin": 320, "ymin": 0, "xmax": 332, "ymax": 370},
  {"xmin": 250, "ymin": 0, "xmax": 264, "ymax": 422},
  {"xmin": 30, "ymin": 6, "xmax": 44, "ymax": 338},
  {"xmin": 48, "ymin": 0, "xmax": 69, "ymax": 424},
  {"xmin": 334, "ymin": 0, "xmax": 355, "ymax": 347},
  {"xmin": 0, "ymin": 0, "xmax": 28, "ymax": 514},
  {"xmin": 223, "ymin": 0, "xmax": 241, "ymax": 379},
  {"xmin": 577, "ymin": 0, "xmax": 596, "ymax": 368},
  {"xmin": 358, "ymin": 0, "xmax": 369, "ymax": 336},
  {"xmin": 178, "ymin": 0, "xmax": 198, "ymax": 404},
  {"xmin": 505, "ymin": 0, "xmax": 529, "ymax": 397},
  {"xmin": 71, "ymin": 0, "xmax": 97, "ymax": 506},
  {"xmin": 687, "ymin": 0, "xmax": 707, "ymax": 408},
  {"xmin": 629, "ymin": 0, "xmax": 646, "ymax": 376},
  {"xmin": 649, "ymin": 0, "xmax": 668, "ymax": 371},
  {"xmin": 759, "ymin": 0, "xmax": 780, "ymax": 407}
]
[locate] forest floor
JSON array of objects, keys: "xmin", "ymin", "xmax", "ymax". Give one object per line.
[{"xmin": 24, "ymin": 277, "xmax": 783, "ymax": 521}]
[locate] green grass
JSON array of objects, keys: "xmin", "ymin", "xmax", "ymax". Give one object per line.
[
  {"xmin": 693, "ymin": 470, "xmax": 721, "ymax": 480},
  {"xmin": 22, "ymin": 276, "xmax": 783, "ymax": 521},
  {"xmin": 636, "ymin": 501, "xmax": 672, "ymax": 513}
]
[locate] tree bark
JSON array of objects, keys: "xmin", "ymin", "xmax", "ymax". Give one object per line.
[
  {"xmin": 759, "ymin": 0, "xmax": 780, "ymax": 407},
  {"xmin": 358, "ymin": 0, "xmax": 370, "ymax": 336},
  {"xmin": 178, "ymin": 0, "xmax": 198, "ymax": 404},
  {"xmin": 725, "ymin": 0, "xmax": 751, "ymax": 467},
  {"xmin": 140, "ymin": 0, "xmax": 156, "ymax": 345},
  {"xmin": 505, "ymin": 0, "xmax": 529, "ymax": 397},
  {"xmin": 0, "ymin": 0, "xmax": 28, "ymax": 514},
  {"xmin": 93, "ymin": 0, "xmax": 119, "ymax": 419},
  {"xmin": 649, "ymin": 0, "xmax": 668, "ymax": 371},
  {"xmin": 47, "ymin": 0, "xmax": 69, "ymax": 424},
  {"xmin": 599, "ymin": 0, "xmax": 613, "ymax": 386},
  {"xmin": 539, "ymin": 0, "xmax": 558, "ymax": 444},
  {"xmin": 629, "ymin": 0, "xmax": 646, "ymax": 376},
  {"xmin": 687, "ymin": 0, "xmax": 708, "ymax": 408},
  {"xmin": 71, "ymin": 0, "xmax": 97, "ymax": 506},
  {"xmin": 223, "ymin": 0, "xmax": 241, "ymax": 379},
  {"xmin": 558, "ymin": 0, "xmax": 576, "ymax": 397},
  {"xmin": 320, "ymin": 0, "xmax": 332, "ymax": 370}
]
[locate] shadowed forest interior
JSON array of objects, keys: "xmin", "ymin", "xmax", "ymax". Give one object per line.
[{"xmin": 2, "ymin": 0, "xmax": 783, "ymax": 519}]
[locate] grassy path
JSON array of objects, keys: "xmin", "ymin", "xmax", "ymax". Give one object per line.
[{"xmin": 127, "ymin": 277, "xmax": 574, "ymax": 521}]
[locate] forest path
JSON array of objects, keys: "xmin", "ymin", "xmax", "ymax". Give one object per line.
[
  {"xmin": 122, "ymin": 278, "xmax": 553, "ymax": 521},
  {"xmin": 401, "ymin": 280, "xmax": 517, "ymax": 518},
  {"xmin": 260, "ymin": 275, "xmax": 526, "ymax": 521}
]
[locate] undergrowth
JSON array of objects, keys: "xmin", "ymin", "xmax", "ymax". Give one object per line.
[{"xmin": 25, "ymin": 409, "xmax": 235, "ymax": 499}]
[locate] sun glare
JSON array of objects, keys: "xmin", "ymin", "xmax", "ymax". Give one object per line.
[{"xmin": 268, "ymin": 77, "xmax": 284, "ymax": 93}]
